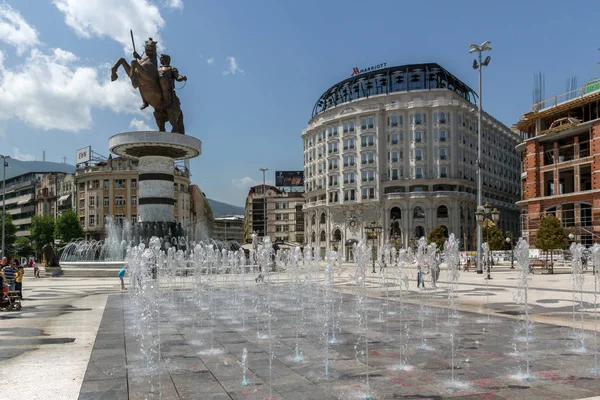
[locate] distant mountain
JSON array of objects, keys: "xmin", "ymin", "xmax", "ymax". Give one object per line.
[{"xmin": 207, "ymin": 198, "xmax": 245, "ymax": 217}]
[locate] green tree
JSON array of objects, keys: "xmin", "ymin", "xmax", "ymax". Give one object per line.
[
  {"xmin": 535, "ymin": 215, "xmax": 568, "ymax": 252},
  {"xmin": 13, "ymin": 236, "xmax": 33, "ymax": 258},
  {"xmin": 30, "ymin": 215, "xmax": 55, "ymax": 253},
  {"xmin": 427, "ymin": 225, "xmax": 448, "ymax": 250},
  {"xmin": 1, "ymin": 212, "xmax": 18, "ymax": 252},
  {"xmin": 473, "ymin": 223, "xmax": 505, "ymax": 251},
  {"xmin": 54, "ymin": 209, "xmax": 84, "ymax": 245}
]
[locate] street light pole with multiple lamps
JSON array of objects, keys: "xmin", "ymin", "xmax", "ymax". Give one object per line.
[
  {"xmin": 0, "ymin": 155, "xmax": 9, "ymax": 258},
  {"xmin": 469, "ymin": 40, "xmax": 492, "ymax": 275}
]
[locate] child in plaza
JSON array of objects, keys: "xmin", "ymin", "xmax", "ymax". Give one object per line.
[
  {"xmin": 118, "ymin": 267, "xmax": 127, "ymax": 290},
  {"xmin": 417, "ymin": 267, "xmax": 425, "ymax": 288},
  {"xmin": 15, "ymin": 265, "xmax": 24, "ymax": 299}
]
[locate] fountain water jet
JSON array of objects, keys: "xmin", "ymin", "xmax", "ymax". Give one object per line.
[
  {"xmin": 514, "ymin": 238, "xmax": 533, "ymax": 381},
  {"xmin": 443, "ymin": 234, "xmax": 460, "ymax": 386},
  {"xmin": 570, "ymin": 242, "xmax": 586, "ymax": 351}
]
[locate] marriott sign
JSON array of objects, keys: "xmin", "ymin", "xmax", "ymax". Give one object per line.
[{"xmin": 351, "ymin": 62, "xmax": 387, "ymax": 77}]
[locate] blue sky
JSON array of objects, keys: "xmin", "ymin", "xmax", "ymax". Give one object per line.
[{"xmin": 1, "ymin": 0, "xmax": 599, "ymax": 206}]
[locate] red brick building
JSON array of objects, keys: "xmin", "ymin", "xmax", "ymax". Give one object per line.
[{"xmin": 514, "ymin": 81, "xmax": 600, "ymax": 246}]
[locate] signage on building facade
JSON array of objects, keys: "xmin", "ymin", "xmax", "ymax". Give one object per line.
[
  {"xmin": 76, "ymin": 146, "xmax": 91, "ymax": 164},
  {"xmin": 351, "ymin": 62, "xmax": 387, "ymax": 77},
  {"xmin": 275, "ymin": 171, "xmax": 304, "ymax": 187}
]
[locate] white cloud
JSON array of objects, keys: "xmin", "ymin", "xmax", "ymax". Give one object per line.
[
  {"xmin": 12, "ymin": 148, "xmax": 35, "ymax": 161},
  {"xmin": 222, "ymin": 56, "xmax": 244, "ymax": 76},
  {"xmin": 0, "ymin": 2, "xmax": 39, "ymax": 55},
  {"xmin": 129, "ymin": 117, "xmax": 152, "ymax": 131},
  {"xmin": 206, "ymin": 57, "xmax": 214, "ymax": 65},
  {"xmin": 163, "ymin": 0, "xmax": 183, "ymax": 9},
  {"xmin": 53, "ymin": 0, "xmax": 165, "ymax": 54},
  {"xmin": 0, "ymin": 47, "xmax": 140, "ymax": 132}
]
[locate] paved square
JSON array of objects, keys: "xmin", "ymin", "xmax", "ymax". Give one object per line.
[{"xmin": 79, "ymin": 281, "xmax": 600, "ymax": 400}]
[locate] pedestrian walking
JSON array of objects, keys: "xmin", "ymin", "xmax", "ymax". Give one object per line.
[
  {"xmin": 118, "ymin": 267, "xmax": 127, "ymax": 290},
  {"xmin": 417, "ymin": 268, "xmax": 425, "ymax": 288},
  {"xmin": 2, "ymin": 258, "xmax": 17, "ymax": 291},
  {"xmin": 33, "ymin": 259, "xmax": 40, "ymax": 278},
  {"xmin": 15, "ymin": 265, "xmax": 24, "ymax": 299},
  {"xmin": 430, "ymin": 253, "xmax": 441, "ymax": 288}
]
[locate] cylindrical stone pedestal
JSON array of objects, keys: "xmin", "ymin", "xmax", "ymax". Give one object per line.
[
  {"xmin": 109, "ymin": 131, "xmax": 202, "ymax": 228},
  {"xmin": 138, "ymin": 155, "xmax": 175, "ymax": 222}
]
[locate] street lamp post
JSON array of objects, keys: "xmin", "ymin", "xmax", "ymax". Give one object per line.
[
  {"xmin": 364, "ymin": 221, "xmax": 382, "ymax": 273},
  {"xmin": 0, "ymin": 155, "xmax": 9, "ymax": 258},
  {"xmin": 469, "ymin": 40, "xmax": 492, "ymax": 274},
  {"xmin": 506, "ymin": 233, "xmax": 514, "ymax": 269},
  {"xmin": 259, "ymin": 168, "xmax": 268, "ymax": 240},
  {"xmin": 475, "ymin": 202, "xmax": 500, "ymax": 279}
]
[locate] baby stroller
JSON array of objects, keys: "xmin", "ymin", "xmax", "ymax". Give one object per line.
[{"xmin": 1, "ymin": 288, "xmax": 22, "ymax": 311}]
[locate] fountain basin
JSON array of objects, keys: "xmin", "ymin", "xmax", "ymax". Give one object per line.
[{"xmin": 60, "ymin": 261, "xmax": 126, "ymax": 277}]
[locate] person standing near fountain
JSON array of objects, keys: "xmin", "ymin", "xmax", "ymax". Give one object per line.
[
  {"xmin": 431, "ymin": 252, "xmax": 441, "ymax": 288},
  {"xmin": 417, "ymin": 267, "xmax": 426, "ymax": 288},
  {"xmin": 118, "ymin": 267, "xmax": 127, "ymax": 290}
]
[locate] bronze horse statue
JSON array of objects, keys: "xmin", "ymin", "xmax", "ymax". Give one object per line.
[{"xmin": 110, "ymin": 38, "xmax": 185, "ymax": 134}]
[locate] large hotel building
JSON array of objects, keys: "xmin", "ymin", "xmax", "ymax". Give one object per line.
[
  {"xmin": 514, "ymin": 79, "xmax": 600, "ymax": 246},
  {"xmin": 302, "ymin": 63, "xmax": 521, "ymax": 260}
]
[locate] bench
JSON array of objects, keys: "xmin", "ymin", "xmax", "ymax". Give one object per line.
[{"xmin": 529, "ymin": 258, "xmax": 554, "ymax": 274}]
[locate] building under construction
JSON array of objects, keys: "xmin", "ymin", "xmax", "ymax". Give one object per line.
[{"xmin": 514, "ymin": 77, "xmax": 600, "ymax": 246}]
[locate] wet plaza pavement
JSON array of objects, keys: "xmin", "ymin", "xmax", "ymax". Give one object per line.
[{"xmin": 79, "ymin": 282, "xmax": 600, "ymax": 400}]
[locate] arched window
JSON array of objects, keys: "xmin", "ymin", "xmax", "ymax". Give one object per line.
[
  {"xmin": 311, "ymin": 231, "xmax": 316, "ymax": 243},
  {"xmin": 320, "ymin": 213, "xmax": 326, "ymax": 224},
  {"xmin": 414, "ymin": 226, "xmax": 425, "ymax": 238},
  {"xmin": 311, "ymin": 214, "xmax": 316, "ymax": 225},
  {"xmin": 413, "ymin": 206, "xmax": 425, "ymax": 219},
  {"xmin": 437, "ymin": 205, "xmax": 449, "ymax": 219},
  {"xmin": 390, "ymin": 206, "xmax": 401, "ymax": 220},
  {"xmin": 333, "ymin": 229, "xmax": 342, "ymax": 241},
  {"xmin": 320, "ymin": 230, "xmax": 326, "ymax": 242}
]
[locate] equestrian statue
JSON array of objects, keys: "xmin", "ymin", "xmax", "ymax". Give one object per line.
[{"xmin": 111, "ymin": 33, "xmax": 187, "ymax": 134}]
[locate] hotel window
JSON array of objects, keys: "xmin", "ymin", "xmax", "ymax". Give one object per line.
[
  {"xmin": 361, "ymin": 170, "xmax": 368, "ymax": 182},
  {"xmin": 368, "ymin": 152, "xmax": 375, "ymax": 164},
  {"xmin": 115, "ymin": 179, "xmax": 125, "ymax": 189},
  {"xmin": 79, "ymin": 198, "xmax": 85, "ymax": 209},
  {"xmin": 439, "ymin": 130, "xmax": 447, "ymax": 142},
  {"xmin": 361, "ymin": 135, "xmax": 375, "ymax": 147},
  {"xmin": 343, "ymin": 173, "xmax": 352, "ymax": 184},
  {"xmin": 328, "ymin": 159, "xmax": 338, "ymax": 170},
  {"xmin": 414, "ymin": 131, "xmax": 422, "ymax": 142},
  {"xmin": 131, "ymin": 179, "xmax": 137, "ymax": 189},
  {"xmin": 368, "ymin": 170, "xmax": 375, "ymax": 181},
  {"xmin": 391, "ymin": 151, "xmax": 399, "ymax": 162},
  {"xmin": 344, "ymin": 155, "xmax": 355, "ymax": 166},
  {"xmin": 391, "ymin": 133, "xmax": 399, "ymax": 144},
  {"xmin": 115, "ymin": 214, "xmax": 125, "ymax": 225},
  {"xmin": 115, "ymin": 196, "xmax": 125, "ymax": 206},
  {"xmin": 329, "ymin": 191, "xmax": 339, "ymax": 203},
  {"xmin": 440, "ymin": 148, "xmax": 447, "ymax": 160},
  {"xmin": 369, "ymin": 188, "xmax": 375, "ymax": 199},
  {"xmin": 415, "ymin": 149, "xmax": 423, "ymax": 161},
  {"xmin": 440, "ymin": 166, "xmax": 448, "ymax": 178},
  {"xmin": 344, "ymin": 189, "xmax": 356, "ymax": 201},
  {"xmin": 361, "ymin": 118, "xmax": 367, "ymax": 130},
  {"xmin": 103, "ymin": 197, "xmax": 109, "ymax": 206},
  {"xmin": 411, "ymin": 113, "xmax": 422, "ymax": 125},
  {"xmin": 391, "ymin": 169, "xmax": 399, "ymax": 180},
  {"xmin": 343, "ymin": 138, "xmax": 355, "ymax": 150},
  {"xmin": 89, "ymin": 215, "xmax": 95, "ymax": 227},
  {"xmin": 368, "ymin": 116, "xmax": 375, "ymax": 129},
  {"xmin": 329, "ymin": 175, "xmax": 338, "ymax": 186},
  {"xmin": 361, "ymin": 187, "xmax": 368, "ymax": 199},
  {"xmin": 390, "ymin": 115, "xmax": 399, "ymax": 127},
  {"xmin": 416, "ymin": 167, "xmax": 423, "ymax": 179},
  {"xmin": 276, "ymin": 214, "xmax": 282, "ymax": 221},
  {"xmin": 361, "ymin": 153, "xmax": 367, "ymax": 165},
  {"xmin": 131, "ymin": 196, "xmax": 137, "ymax": 206}
]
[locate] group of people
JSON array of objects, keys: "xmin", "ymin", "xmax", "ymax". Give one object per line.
[{"xmin": 1, "ymin": 256, "xmax": 26, "ymax": 300}]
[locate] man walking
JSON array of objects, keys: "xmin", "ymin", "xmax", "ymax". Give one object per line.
[{"xmin": 2, "ymin": 257, "xmax": 17, "ymax": 291}]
